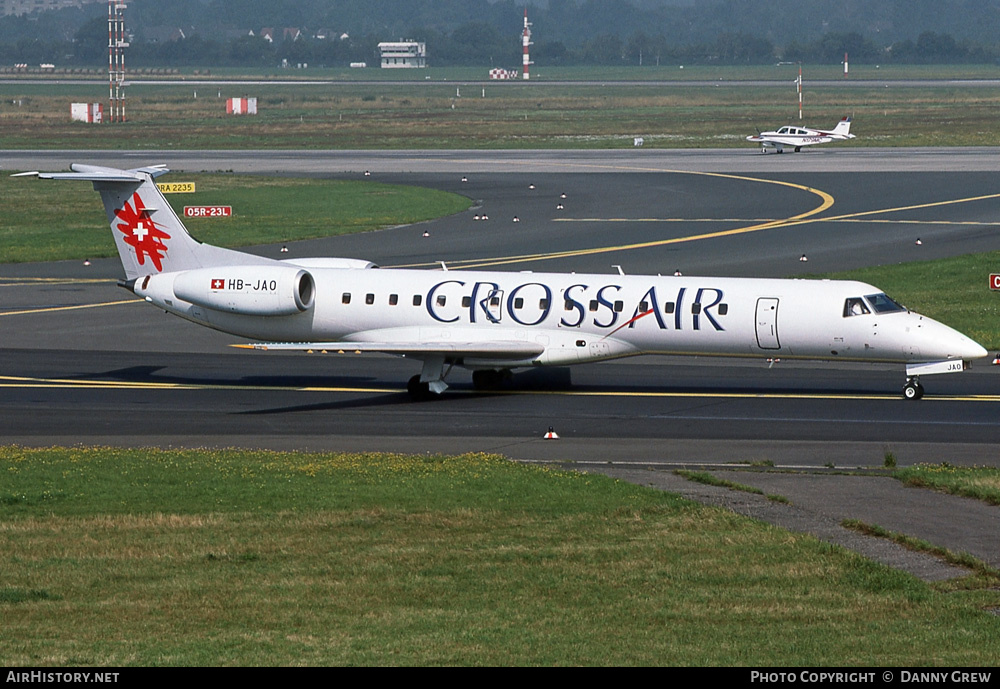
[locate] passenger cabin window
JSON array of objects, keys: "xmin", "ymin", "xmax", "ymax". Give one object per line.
[
  {"xmin": 462, "ymin": 296, "xmax": 472, "ymax": 308},
  {"xmin": 365, "ymin": 293, "xmax": 374, "ymax": 305},
  {"xmin": 389, "ymin": 294, "xmax": 398, "ymax": 306},
  {"xmin": 413, "ymin": 295, "xmax": 422, "ymax": 306},
  {"xmin": 718, "ymin": 303, "xmax": 729, "ymax": 316},
  {"xmin": 664, "ymin": 302, "xmax": 675, "ymax": 314},
  {"xmin": 865, "ymin": 293, "xmax": 905, "ymax": 314},
  {"xmin": 843, "ymin": 297, "xmax": 870, "ymax": 317},
  {"xmin": 342, "ymin": 293, "xmax": 351, "ymax": 304}
]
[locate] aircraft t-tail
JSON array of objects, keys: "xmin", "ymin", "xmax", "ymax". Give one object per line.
[
  {"xmin": 19, "ymin": 164, "xmax": 986, "ymax": 400},
  {"xmin": 747, "ymin": 116, "xmax": 855, "ymax": 153}
]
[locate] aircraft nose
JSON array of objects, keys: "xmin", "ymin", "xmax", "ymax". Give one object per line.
[
  {"xmin": 936, "ymin": 322, "xmax": 987, "ymax": 360},
  {"xmin": 912, "ymin": 314, "xmax": 988, "ymax": 361},
  {"xmin": 963, "ymin": 339, "xmax": 989, "ymax": 360}
]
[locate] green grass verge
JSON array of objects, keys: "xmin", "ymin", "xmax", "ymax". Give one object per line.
[
  {"xmin": 894, "ymin": 463, "xmax": 1000, "ymax": 506},
  {"xmin": 5, "ymin": 65, "xmax": 1000, "ymax": 148},
  {"xmin": 0, "ymin": 173, "xmax": 470, "ymax": 263},
  {"xmin": 842, "ymin": 519, "xmax": 1000, "ymax": 591},
  {"xmin": 675, "ymin": 469, "xmax": 790, "ymax": 503},
  {"xmin": 2, "ymin": 446, "xmax": 999, "ymax": 666}
]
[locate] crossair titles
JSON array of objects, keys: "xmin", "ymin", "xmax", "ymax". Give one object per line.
[{"xmin": 424, "ymin": 279, "xmax": 728, "ymax": 331}]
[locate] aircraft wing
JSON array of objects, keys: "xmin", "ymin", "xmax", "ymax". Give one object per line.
[
  {"xmin": 235, "ymin": 340, "xmax": 545, "ymax": 360},
  {"xmin": 746, "ymin": 134, "xmax": 828, "ymax": 147},
  {"xmin": 746, "ymin": 134, "xmax": 791, "ymax": 146}
]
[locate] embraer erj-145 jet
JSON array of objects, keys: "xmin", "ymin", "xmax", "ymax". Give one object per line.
[
  {"xmin": 20, "ymin": 164, "xmax": 985, "ymax": 400},
  {"xmin": 747, "ymin": 116, "xmax": 855, "ymax": 153}
]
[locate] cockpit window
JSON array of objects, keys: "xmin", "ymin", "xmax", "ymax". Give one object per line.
[
  {"xmin": 864, "ymin": 293, "xmax": 905, "ymax": 313},
  {"xmin": 843, "ymin": 297, "xmax": 870, "ymax": 317}
]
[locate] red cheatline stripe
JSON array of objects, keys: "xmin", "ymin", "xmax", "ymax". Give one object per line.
[{"xmin": 603, "ymin": 309, "xmax": 653, "ymax": 339}]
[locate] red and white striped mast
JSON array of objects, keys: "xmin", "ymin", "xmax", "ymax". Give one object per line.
[
  {"xmin": 108, "ymin": 1, "xmax": 128, "ymax": 123},
  {"xmin": 521, "ymin": 8, "xmax": 532, "ymax": 80},
  {"xmin": 797, "ymin": 63, "xmax": 802, "ymax": 120}
]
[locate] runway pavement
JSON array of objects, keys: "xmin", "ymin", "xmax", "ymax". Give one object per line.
[
  {"xmin": 7, "ymin": 146, "xmax": 1000, "ymax": 175},
  {"xmin": 3, "ymin": 149, "xmax": 999, "ymax": 579}
]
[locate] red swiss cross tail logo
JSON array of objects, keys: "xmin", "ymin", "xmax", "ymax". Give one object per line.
[{"xmin": 114, "ymin": 192, "xmax": 171, "ymax": 272}]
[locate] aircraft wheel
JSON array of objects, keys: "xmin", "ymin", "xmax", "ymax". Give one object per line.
[
  {"xmin": 472, "ymin": 369, "xmax": 511, "ymax": 390},
  {"xmin": 407, "ymin": 374, "xmax": 431, "ymax": 400},
  {"xmin": 902, "ymin": 380, "xmax": 924, "ymax": 400},
  {"xmin": 794, "ymin": 146, "xmax": 801, "ymax": 153}
]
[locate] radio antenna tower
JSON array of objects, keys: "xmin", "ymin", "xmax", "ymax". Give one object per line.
[
  {"xmin": 108, "ymin": 1, "xmax": 128, "ymax": 123},
  {"xmin": 521, "ymin": 8, "xmax": 532, "ymax": 80}
]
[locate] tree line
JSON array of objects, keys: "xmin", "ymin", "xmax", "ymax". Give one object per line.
[
  {"xmin": 1, "ymin": 22, "xmax": 994, "ymax": 69},
  {"xmin": 1, "ymin": 0, "xmax": 999, "ymax": 69}
]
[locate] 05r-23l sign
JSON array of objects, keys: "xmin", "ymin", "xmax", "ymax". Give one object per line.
[{"xmin": 184, "ymin": 206, "xmax": 232, "ymax": 218}]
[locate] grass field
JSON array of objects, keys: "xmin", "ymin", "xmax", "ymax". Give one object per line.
[
  {"xmin": 3, "ymin": 64, "xmax": 1000, "ymax": 148},
  {"xmin": 896, "ymin": 464, "xmax": 1000, "ymax": 506},
  {"xmin": 2, "ymin": 446, "xmax": 999, "ymax": 667},
  {"xmin": 0, "ymin": 173, "xmax": 470, "ymax": 263}
]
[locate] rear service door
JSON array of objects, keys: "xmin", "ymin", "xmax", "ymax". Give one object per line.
[{"xmin": 755, "ymin": 298, "xmax": 780, "ymax": 350}]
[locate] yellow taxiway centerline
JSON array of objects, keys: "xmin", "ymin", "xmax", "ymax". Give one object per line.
[
  {"xmin": 1, "ymin": 374, "xmax": 998, "ymax": 402},
  {"xmin": 0, "ymin": 299, "xmax": 141, "ymax": 318}
]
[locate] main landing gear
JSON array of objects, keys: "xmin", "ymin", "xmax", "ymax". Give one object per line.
[
  {"xmin": 406, "ymin": 356, "xmax": 451, "ymax": 400},
  {"xmin": 903, "ymin": 377, "xmax": 924, "ymax": 400},
  {"xmin": 406, "ymin": 368, "xmax": 514, "ymax": 400},
  {"xmin": 472, "ymin": 368, "xmax": 512, "ymax": 391},
  {"xmin": 407, "ymin": 374, "xmax": 432, "ymax": 400}
]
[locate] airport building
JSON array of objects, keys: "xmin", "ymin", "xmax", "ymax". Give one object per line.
[{"xmin": 378, "ymin": 41, "xmax": 426, "ymax": 68}]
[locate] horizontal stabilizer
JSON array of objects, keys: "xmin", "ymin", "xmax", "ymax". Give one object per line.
[{"xmin": 15, "ymin": 164, "xmax": 170, "ymax": 183}]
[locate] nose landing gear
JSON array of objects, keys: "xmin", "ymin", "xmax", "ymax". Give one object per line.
[{"xmin": 903, "ymin": 377, "xmax": 924, "ymax": 400}]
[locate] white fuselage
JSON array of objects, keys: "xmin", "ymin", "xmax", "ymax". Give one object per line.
[{"xmin": 136, "ymin": 266, "xmax": 985, "ymax": 370}]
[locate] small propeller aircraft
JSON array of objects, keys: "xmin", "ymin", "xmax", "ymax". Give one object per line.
[
  {"xmin": 16, "ymin": 164, "xmax": 985, "ymax": 400},
  {"xmin": 747, "ymin": 116, "xmax": 855, "ymax": 153}
]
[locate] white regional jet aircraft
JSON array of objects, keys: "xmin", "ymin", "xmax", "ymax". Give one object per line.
[
  {"xmin": 21, "ymin": 164, "xmax": 986, "ymax": 400},
  {"xmin": 747, "ymin": 116, "xmax": 855, "ymax": 153}
]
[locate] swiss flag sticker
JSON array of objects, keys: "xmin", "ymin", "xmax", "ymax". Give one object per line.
[{"xmin": 211, "ymin": 278, "xmax": 225, "ymax": 290}]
